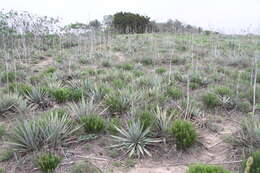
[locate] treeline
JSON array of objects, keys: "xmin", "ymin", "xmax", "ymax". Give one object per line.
[{"xmin": 0, "ymin": 9, "xmax": 208, "ymax": 36}]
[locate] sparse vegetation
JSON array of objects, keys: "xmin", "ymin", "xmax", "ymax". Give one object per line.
[{"xmin": 0, "ymin": 8, "xmax": 258, "ymax": 173}]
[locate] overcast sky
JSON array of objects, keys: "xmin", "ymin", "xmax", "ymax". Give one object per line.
[{"xmin": 1, "ymin": 0, "xmax": 260, "ymax": 34}]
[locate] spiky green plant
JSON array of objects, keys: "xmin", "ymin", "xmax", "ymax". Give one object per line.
[
  {"xmin": 9, "ymin": 119, "xmax": 42, "ymax": 153},
  {"xmin": 153, "ymin": 106, "xmax": 173, "ymax": 135},
  {"xmin": 9, "ymin": 112, "xmax": 78, "ymax": 154},
  {"xmin": 0, "ymin": 95, "xmax": 17, "ymax": 116},
  {"xmin": 25, "ymin": 87, "xmax": 49, "ymax": 110},
  {"xmin": 231, "ymin": 116, "xmax": 260, "ymax": 155},
  {"xmin": 68, "ymin": 98, "xmax": 97, "ymax": 118},
  {"xmin": 38, "ymin": 112, "xmax": 79, "ymax": 147},
  {"xmin": 111, "ymin": 120, "xmax": 161, "ymax": 158}
]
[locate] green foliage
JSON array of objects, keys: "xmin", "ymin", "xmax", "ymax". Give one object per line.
[
  {"xmin": 25, "ymin": 87, "xmax": 49, "ymax": 110},
  {"xmin": 139, "ymin": 58, "xmax": 153, "ymax": 65},
  {"xmin": 121, "ymin": 63, "xmax": 134, "ymax": 71},
  {"xmin": 170, "ymin": 119, "xmax": 197, "ymax": 149},
  {"xmin": 68, "ymin": 99, "xmax": 97, "ymax": 118},
  {"xmin": 213, "ymin": 86, "xmax": 232, "ymax": 97},
  {"xmin": 69, "ymin": 88, "xmax": 84, "ymax": 102},
  {"xmin": 243, "ymin": 151, "xmax": 260, "ymax": 173},
  {"xmin": 107, "ymin": 117, "xmax": 121, "ymax": 134},
  {"xmin": 202, "ymin": 93, "xmax": 220, "ymax": 109},
  {"xmin": 187, "ymin": 163, "xmax": 230, "ymax": 173},
  {"xmin": 0, "ymin": 150, "xmax": 13, "ymax": 162},
  {"xmin": 231, "ymin": 116, "xmax": 260, "ymax": 155},
  {"xmin": 135, "ymin": 110, "xmax": 155, "ymax": 130},
  {"xmin": 1, "ymin": 72, "xmax": 16, "ymax": 83},
  {"xmin": 9, "ymin": 112, "xmax": 78, "ymax": 154},
  {"xmin": 113, "ymin": 12, "xmax": 151, "ymax": 34},
  {"xmin": 50, "ymin": 88, "xmax": 70, "ymax": 103},
  {"xmin": 155, "ymin": 67, "xmax": 166, "ymax": 74},
  {"xmin": 80, "ymin": 114, "xmax": 105, "ymax": 133},
  {"xmin": 105, "ymin": 89, "xmax": 141, "ymax": 113},
  {"xmin": 111, "ymin": 120, "xmax": 161, "ymax": 158},
  {"xmin": 70, "ymin": 161, "xmax": 102, "ymax": 173},
  {"xmin": 153, "ymin": 106, "xmax": 173, "ymax": 135},
  {"xmin": 36, "ymin": 153, "xmax": 61, "ymax": 173},
  {"xmin": 44, "ymin": 67, "xmax": 56, "ymax": 74},
  {"xmin": 8, "ymin": 82, "xmax": 32, "ymax": 95},
  {"xmin": 166, "ymin": 87, "xmax": 183, "ymax": 100},
  {"xmin": 0, "ymin": 124, "xmax": 6, "ymax": 138}
]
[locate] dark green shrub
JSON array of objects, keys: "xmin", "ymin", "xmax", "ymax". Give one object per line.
[
  {"xmin": 135, "ymin": 110, "xmax": 155, "ymax": 130},
  {"xmin": 69, "ymin": 88, "xmax": 84, "ymax": 102},
  {"xmin": 133, "ymin": 70, "xmax": 144, "ymax": 77},
  {"xmin": 213, "ymin": 86, "xmax": 232, "ymax": 97},
  {"xmin": 44, "ymin": 67, "xmax": 56, "ymax": 74},
  {"xmin": 243, "ymin": 150, "xmax": 260, "ymax": 173},
  {"xmin": 0, "ymin": 150, "xmax": 13, "ymax": 162},
  {"xmin": 202, "ymin": 93, "xmax": 220, "ymax": 109},
  {"xmin": 189, "ymin": 82, "xmax": 200, "ymax": 90},
  {"xmin": 187, "ymin": 163, "xmax": 230, "ymax": 173},
  {"xmin": 102, "ymin": 60, "xmax": 112, "ymax": 67},
  {"xmin": 8, "ymin": 82, "xmax": 32, "ymax": 95},
  {"xmin": 36, "ymin": 153, "xmax": 61, "ymax": 173},
  {"xmin": 1, "ymin": 72, "xmax": 16, "ymax": 83},
  {"xmin": 80, "ymin": 114, "xmax": 105, "ymax": 133},
  {"xmin": 50, "ymin": 88, "xmax": 70, "ymax": 103},
  {"xmin": 166, "ymin": 87, "xmax": 183, "ymax": 100},
  {"xmin": 140, "ymin": 58, "xmax": 153, "ymax": 65},
  {"xmin": 112, "ymin": 79, "xmax": 126, "ymax": 89},
  {"xmin": 171, "ymin": 119, "xmax": 197, "ymax": 149},
  {"xmin": 121, "ymin": 63, "xmax": 134, "ymax": 71},
  {"xmin": 155, "ymin": 67, "xmax": 167, "ymax": 74}
]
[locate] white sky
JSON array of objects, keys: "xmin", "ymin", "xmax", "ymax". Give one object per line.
[{"xmin": 1, "ymin": 0, "xmax": 260, "ymax": 34}]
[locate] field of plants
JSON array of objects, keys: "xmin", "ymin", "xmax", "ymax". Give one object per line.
[{"xmin": 0, "ymin": 24, "xmax": 260, "ymax": 173}]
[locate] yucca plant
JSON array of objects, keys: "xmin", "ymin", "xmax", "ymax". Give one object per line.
[
  {"xmin": 39, "ymin": 112, "xmax": 79, "ymax": 147},
  {"xmin": 9, "ymin": 112, "xmax": 78, "ymax": 154},
  {"xmin": 105, "ymin": 88, "xmax": 142, "ymax": 113},
  {"xmin": 231, "ymin": 116, "xmax": 260, "ymax": 155},
  {"xmin": 153, "ymin": 106, "xmax": 173, "ymax": 135},
  {"xmin": 9, "ymin": 119, "xmax": 42, "ymax": 153},
  {"xmin": 68, "ymin": 98, "xmax": 97, "ymax": 118},
  {"xmin": 0, "ymin": 95, "xmax": 18, "ymax": 116},
  {"xmin": 111, "ymin": 120, "xmax": 161, "ymax": 158},
  {"xmin": 26, "ymin": 87, "xmax": 50, "ymax": 110}
]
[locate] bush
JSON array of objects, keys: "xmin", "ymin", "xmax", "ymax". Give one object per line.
[
  {"xmin": 36, "ymin": 153, "xmax": 61, "ymax": 173},
  {"xmin": 70, "ymin": 161, "xmax": 102, "ymax": 173},
  {"xmin": 166, "ymin": 87, "xmax": 183, "ymax": 100},
  {"xmin": 243, "ymin": 150, "xmax": 260, "ymax": 173},
  {"xmin": 155, "ymin": 67, "xmax": 166, "ymax": 74},
  {"xmin": 213, "ymin": 86, "xmax": 232, "ymax": 97},
  {"xmin": 121, "ymin": 63, "xmax": 134, "ymax": 71},
  {"xmin": 202, "ymin": 93, "xmax": 219, "ymax": 109},
  {"xmin": 231, "ymin": 117, "xmax": 260, "ymax": 155},
  {"xmin": 80, "ymin": 114, "xmax": 105, "ymax": 133},
  {"xmin": 8, "ymin": 82, "xmax": 32, "ymax": 95},
  {"xmin": 187, "ymin": 163, "xmax": 230, "ymax": 173},
  {"xmin": 135, "ymin": 110, "xmax": 155, "ymax": 130},
  {"xmin": 0, "ymin": 150, "xmax": 13, "ymax": 162},
  {"xmin": 171, "ymin": 119, "xmax": 197, "ymax": 149},
  {"xmin": 1, "ymin": 72, "xmax": 16, "ymax": 83},
  {"xmin": 50, "ymin": 88, "xmax": 70, "ymax": 103}
]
